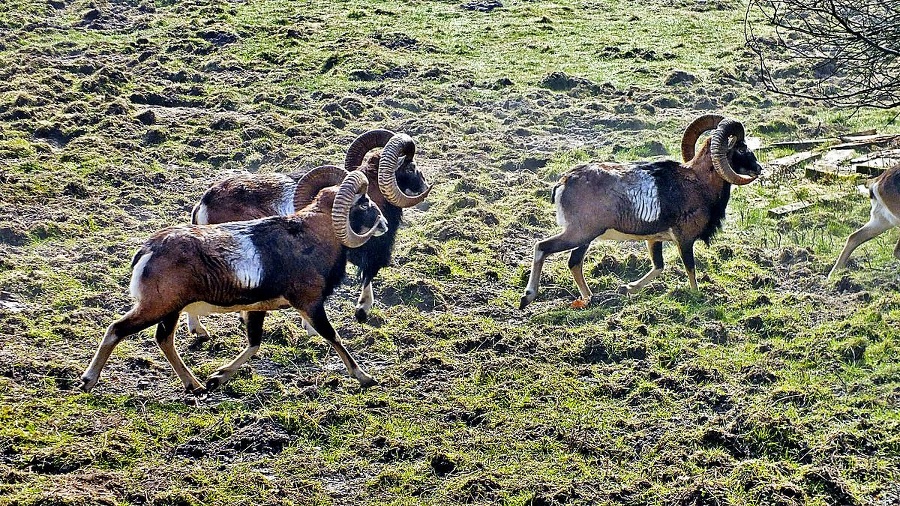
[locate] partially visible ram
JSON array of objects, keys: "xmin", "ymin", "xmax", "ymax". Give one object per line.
[
  {"xmin": 520, "ymin": 114, "xmax": 763, "ymax": 308},
  {"xmin": 828, "ymin": 163, "xmax": 900, "ymax": 278},
  {"xmin": 188, "ymin": 129, "xmax": 430, "ymax": 340}
]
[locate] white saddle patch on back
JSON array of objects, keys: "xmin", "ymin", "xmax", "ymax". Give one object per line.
[
  {"xmin": 274, "ymin": 176, "xmax": 297, "ymax": 216},
  {"xmin": 554, "ymin": 182, "xmax": 567, "ymax": 228},
  {"xmin": 626, "ymin": 170, "xmax": 660, "ymax": 223},
  {"xmin": 129, "ymin": 252, "xmax": 153, "ymax": 300},
  {"xmin": 193, "ymin": 204, "xmax": 209, "ymax": 225},
  {"xmin": 230, "ymin": 233, "xmax": 263, "ymax": 289},
  {"xmin": 872, "ymin": 181, "xmax": 900, "ymax": 226}
]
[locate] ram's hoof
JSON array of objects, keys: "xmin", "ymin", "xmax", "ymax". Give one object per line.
[
  {"xmin": 357, "ymin": 375, "xmax": 379, "ymax": 389},
  {"xmin": 354, "ymin": 307, "xmax": 369, "ymax": 323},
  {"xmin": 187, "ymin": 384, "xmax": 208, "ymax": 396},
  {"xmin": 78, "ymin": 377, "xmax": 95, "ymax": 393},
  {"xmin": 204, "ymin": 376, "xmax": 223, "ymax": 392},
  {"xmin": 519, "ymin": 294, "xmax": 532, "ymax": 310}
]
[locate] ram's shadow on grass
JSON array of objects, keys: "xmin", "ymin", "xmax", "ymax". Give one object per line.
[{"xmin": 1, "ymin": 0, "xmax": 899, "ymax": 505}]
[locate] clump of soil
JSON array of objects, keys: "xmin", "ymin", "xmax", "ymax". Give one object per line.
[{"xmin": 461, "ymin": 0, "xmax": 503, "ymax": 12}]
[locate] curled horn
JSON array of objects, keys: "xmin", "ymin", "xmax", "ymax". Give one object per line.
[
  {"xmin": 344, "ymin": 129, "xmax": 396, "ymax": 171},
  {"xmin": 710, "ymin": 119, "xmax": 756, "ymax": 186},
  {"xmin": 378, "ymin": 133, "xmax": 431, "ymax": 208},
  {"xmin": 332, "ymin": 171, "xmax": 379, "ymax": 248},
  {"xmin": 680, "ymin": 114, "xmax": 725, "ymax": 162},
  {"xmin": 293, "ymin": 165, "xmax": 347, "ymax": 210}
]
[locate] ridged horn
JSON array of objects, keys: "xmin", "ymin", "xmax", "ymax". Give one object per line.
[
  {"xmin": 681, "ymin": 114, "xmax": 725, "ymax": 162},
  {"xmin": 332, "ymin": 171, "xmax": 380, "ymax": 248},
  {"xmin": 293, "ymin": 165, "xmax": 347, "ymax": 210},
  {"xmin": 710, "ymin": 118, "xmax": 756, "ymax": 186},
  {"xmin": 344, "ymin": 129, "xmax": 396, "ymax": 171},
  {"xmin": 378, "ymin": 133, "xmax": 431, "ymax": 208}
]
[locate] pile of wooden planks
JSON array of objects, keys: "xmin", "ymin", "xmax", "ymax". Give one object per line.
[{"xmin": 763, "ymin": 130, "xmax": 899, "ymax": 217}]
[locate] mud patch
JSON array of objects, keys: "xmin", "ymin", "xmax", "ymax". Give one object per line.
[
  {"xmin": 453, "ymin": 475, "xmax": 501, "ymax": 503},
  {"xmin": 430, "ymin": 453, "xmax": 457, "ymax": 477},
  {"xmin": 369, "ymin": 436, "xmax": 423, "ymax": 463},
  {"xmin": 461, "ymin": 1, "xmax": 503, "ymax": 12},
  {"xmin": 175, "ymin": 417, "xmax": 294, "ymax": 461},
  {"xmin": 373, "ymin": 32, "xmax": 418, "ymax": 50}
]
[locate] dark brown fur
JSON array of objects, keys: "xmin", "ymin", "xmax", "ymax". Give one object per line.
[{"xmin": 81, "ymin": 188, "xmax": 384, "ymax": 394}]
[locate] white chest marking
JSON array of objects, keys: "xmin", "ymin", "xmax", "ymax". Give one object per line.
[
  {"xmin": 274, "ymin": 177, "xmax": 296, "ymax": 216},
  {"xmin": 230, "ymin": 234, "xmax": 263, "ymax": 289},
  {"xmin": 626, "ymin": 171, "xmax": 660, "ymax": 223},
  {"xmin": 129, "ymin": 253, "xmax": 153, "ymax": 300}
]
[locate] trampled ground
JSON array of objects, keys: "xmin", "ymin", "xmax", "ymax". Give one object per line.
[{"xmin": 0, "ymin": 1, "xmax": 898, "ymax": 505}]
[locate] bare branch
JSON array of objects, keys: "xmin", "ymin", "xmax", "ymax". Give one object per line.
[{"xmin": 745, "ymin": 0, "xmax": 900, "ymax": 109}]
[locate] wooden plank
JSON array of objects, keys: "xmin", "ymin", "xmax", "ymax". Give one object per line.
[
  {"xmin": 769, "ymin": 138, "xmax": 833, "ymax": 150},
  {"xmin": 805, "ymin": 165, "xmax": 859, "ymax": 181},
  {"xmin": 768, "ymin": 191, "xmax": 851, "ymax": 218},
  {"xmin": 763, "ymin": 130, "xmax": 879, "ymax": 152},
  {"xmin": 768, "ymin": 201, "xmax": 812, "ymax": 217},
  {"xmin": 850, "ymin": 149, "xmax": 900, "ymax": 164},
  {"xmin": 830, "ymin": 134, "xmax": 900, "ymax": 150},
  {"xmin": 840, "ymin": 129, "xmax": 877, "ymax": 139},
  {"xmin": 814, "ymin": 149, "xmax": 857, "ymax": 168},
  {"xmin": 855, "ymin": 157, "xmax": 900, "ymax": 176},
  {"xmin": 768, "ymin": 151, "xmax": 822, "ymax": 168}
]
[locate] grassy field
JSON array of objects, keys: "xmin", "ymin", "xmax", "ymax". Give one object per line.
[{"xmin": 1, "ymin": 0, "xmax": 899, "ymax": 504}]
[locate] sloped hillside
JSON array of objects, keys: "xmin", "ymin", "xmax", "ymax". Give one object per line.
[{"xmin": 0, "ymin": 1, "xmax": 898, "ymax": 505}]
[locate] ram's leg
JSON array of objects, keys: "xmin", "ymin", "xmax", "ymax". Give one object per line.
[
  {"xmin": 623, "ymin": 240, "xmax": 664, "ymax": 294},
  {"xmin": 154, "ymin": 311, "xmax": 204, "ymax": 394},
  {"xmin": 354, "ymin": 276, "xmax": 375, "ymax": 323},
  {"xmin": 205, "ymin": 311, "xmax": 265, "ymax": 392},
  {"xmin": 80, "ymin": 307, "xmax": 163, "ymax": 392},
  {"xmin": 828, "ymin": 213, "xmax": 893, "ymax": 278},
  {"xmin": 304, "ymin": 301, "xmax": 376, "ymax": 387},
  {"xmin": 893, "ymin": 235, "xmax": 900, "ymax": 261},
  {"xmin": 677, "ymin": 240, "xmax": 698, "ymax": 291},
  {"xmin": 520, "ymin": 232, "xmax": 586, "ymax": 309},
  {"xmin": 186, "ymin": 312, "xmax": 209, "ymax": 338},
  {"xmin": 185, "ymin": 312, "xmax": 211, "ymax": 350},
  {"xmin": 301, "ymin": 317, "xmax": 320, "ymax": 336},
  {"xmin": 568, "ymin": 244, "xmax": 592, "ymax": 303}
]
